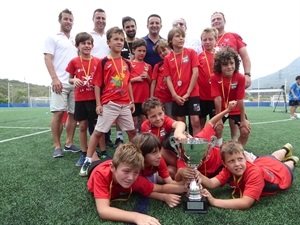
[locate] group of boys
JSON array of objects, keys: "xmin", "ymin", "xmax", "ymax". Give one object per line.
[{"xmin": 44, "ymin": 8, "xmax": 299, "ymax": 224}]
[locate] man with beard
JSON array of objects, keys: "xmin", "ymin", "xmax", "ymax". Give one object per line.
[{"xmin": 121, "ymin": 16, "xmax": 138, "ymax": 60}]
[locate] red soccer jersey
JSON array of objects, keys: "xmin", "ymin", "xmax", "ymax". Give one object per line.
[
  {"xmin": 211, "ymin": 72, "xmax": 245, "ymax": 115},
  {"xmin": 88, "ymin": 160, "xmax": 154, "ymax": 199},
  {"xmin": 216, "ymin": 158, "xmax": 292, "ymax": 200},
  {"xmin": 198, "ymin": 51, "xmax": 214, "ymax": 100},
  {"xmin": 131, "ymin": 61, "xmax": 152, "ymax": 103},
  {"xmin": 140, "ymin": 157, "xmax": 170, "ymax": 179},
  {"xmin": 141, "ymin": 115, "xmax": 175, "ymax": 142},
  {"xmin": 152, "ymin": 62, "xmax": 172, "ymax": 103},
  {"xmin": 216, "ymin": 32, "xmax": 247, "ymax": 52},
  {"xmin": 66, "ymin": 56, "xmax": 100, "ymax": 101},
  {"xmin": 163, "ymin": 48, "xmax": 200, "ymax": 98},
  {"xmin": 92, "ymin": 57, "xmax": 133, "ymax": 105}
]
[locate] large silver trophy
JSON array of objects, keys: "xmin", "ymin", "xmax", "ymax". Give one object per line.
[{"xmin": 170, "ymin": 135, "xmax": 217, "ymax": 213}]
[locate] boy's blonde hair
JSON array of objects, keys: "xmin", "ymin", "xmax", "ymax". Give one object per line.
[
  {"xmin": 220, "ymin": 141, "xmax": 244, "ymax": 161},
  {"xmin": 153, "ymin": 39, "xmax": 170, "ymax": 53},
  {"xmin": 112, "ymin": 142, "xmax": 144, "ymax": 170},
  {"xmin": 132, "ymin": 132, "xmax": 162, "ymax": 157},
  {"xmin": 200, "ymin": 27, "xmax": 219, "ymax": 41}
]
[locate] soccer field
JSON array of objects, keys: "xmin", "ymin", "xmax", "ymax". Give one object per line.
[{"xmin": 0, "ymin": 107, "xmax": 299, "ymax": 225}]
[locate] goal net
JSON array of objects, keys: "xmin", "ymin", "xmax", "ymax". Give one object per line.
[{"xmin": 29, "ymin": 97, "xmax": 50, "ymax": 107}]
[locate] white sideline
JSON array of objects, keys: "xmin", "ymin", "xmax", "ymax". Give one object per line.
[{"xmin": 0, "ymin": 130, "xmax": 51, "ymax": 143}]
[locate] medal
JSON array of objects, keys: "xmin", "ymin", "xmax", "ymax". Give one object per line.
[
  {"xmin": 214, "ymin": 46, "xmax": 220, "ymax": 52},
  {"xmin": 177, "ymin": 80, "xmax": 182, "ymax": 86},
  {"xmin": 224, "ymin": 113, "xmax": 228, "ymax": 117}
]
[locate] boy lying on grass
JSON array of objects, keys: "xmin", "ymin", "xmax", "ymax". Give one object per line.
[{"xmin": 87, "ymin": 142, "xmax": 196, "ymax": 225}]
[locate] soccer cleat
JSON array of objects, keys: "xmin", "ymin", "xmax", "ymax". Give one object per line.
[
  {"xmin": 64, "ymin": 144, "xmax": 82, "ymax": 153},
  {"xmin": 284, "ymin": 156, "xmax": 299, "ymax": 166},
  {"xmin": 79, "ymin": 160, "xmax": 91, "ymax": 177},
  {"xmin": 53, "ymin": 148, "xmax": 63, "ymax": 158},
  {"xmin": 105, "ymin": 139, "xmax": 114, "ymax": 148},
  {"xmin": 75, "ymin": 154, "xmax": 86, "ymax": 167},
  {"xmin": 282, "ymin": 143, "xmax": 293, "ymax": 160},
  {"xmin": 113, "ymin": 138, "xmax": 124, "ymax": 149}
]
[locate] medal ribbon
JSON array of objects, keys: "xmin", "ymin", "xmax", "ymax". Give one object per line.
[
  {"xmin": 216, "ymin": 32, "xmax": 226, "ymax": 48},
  {"xmin": 109, "ymin": 180, "xmax": 133, "ymax": 202},
  {"xmin": 221, "ymin": 76, "xmax": 232, "ymax": 110},
  {"xmin": 79, "ymin": 56, "xmax": 92, "ymax": 81},
  {"xmin": 231, "ymin": 175, "xmax": 243, "ymax": 199},
  {"xmin": 174, "ymin": 50, "xmax": 184, "ymax": 82},
  {"xmin": 110, "ymin": 56, "xmax": 124, "ymax": 76}
]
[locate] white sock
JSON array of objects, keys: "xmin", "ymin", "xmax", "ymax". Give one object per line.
[
  {"xmin": 216, "ymin": 138, "xmax": 223, "ymax": 147},
  {"xmin": 85, "ymin": 157, "xmax": 92, "ymax": 163},
  {"xmin": 117, "ymin": 131, "xmax": 123, "ymax": 140}
]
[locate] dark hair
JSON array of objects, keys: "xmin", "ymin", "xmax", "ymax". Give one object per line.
[
  {"xmin": 147, "ymin": 14, "xmax": 162, "ymax": 24},
  {"xmin": 142, "ymin": 97, "xmax": 164, "ymax": 116},
  {"xmin": 211, "ymin": 12, "xmax": 226, "ymax": 22},
  {"xmin": 58, "ymin": 8, "xmax": 72, "ymax": 21},
  {"xmin": 132, "ymin": 132, "xmax": 162, "ymax": 157},
  {"xmin": 75, "ymin": 32, "xmax": 94, "ymax": 47},
  {"xmin": 213, "ymin": 47, "xmax": 240, "ymax": 74},
  {"xmin": 106, "ymin": 26, "xmax": 124, "ymax": 41},
  {"xmin": 295, "ymin": 76, "xmax": 300, "ymax": 80},
  {"xmin": 122, "ymin": 16, "xmax": 136, "ymax": 28},
  {"xmin": 167, "ymin": 27, "xmax": 185, "ymax": 50},
  {"xmin": 93, "ymin": 8, "xmax": 105, "ymax": 17},
  {"xmin": 132, "ymin": 39, "xmax": 147, "ymax": 50}
]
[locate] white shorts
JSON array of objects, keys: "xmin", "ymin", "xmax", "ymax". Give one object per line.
[
  {"xmin": 50, "ymin": 83, "xmax": 75, "ymax": 114},
  {"xmin": 94, "ymin": 101, "xmax": 135, "ymax": 133}
]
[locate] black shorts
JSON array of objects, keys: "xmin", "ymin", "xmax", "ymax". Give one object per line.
[
  {"xmin": 199, "ymin": 99, "xmax": 215, "ymax": 118},
  {"xmin": 222, "ymin": 114, "xmax": 248, "ymax": 126},
  {"xmin": 74, "ymin": 100, "xmax": 97, "ymax": 122},
  {"xmin": 132, "ymin": 103, "xmax": 144, "ymax": 117},
  {"xmin": 172, "ymin": 96, "xmax": 200, "ymax": 117},
  {"xmin": 289, "ymin": 100, "xmax": 299, "ymax": 106}
]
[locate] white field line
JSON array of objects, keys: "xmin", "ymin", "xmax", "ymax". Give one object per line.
[
  {"xmin": 0, "ymin": 118, "xmax": 293, "ymax": 144},
  {"xmin": 0, "ymin": 129, "xmax": 51, "ymax": 143},
  {"xmin": 0, "ymin": 126, "xmax": 50, "ymax": 130}
]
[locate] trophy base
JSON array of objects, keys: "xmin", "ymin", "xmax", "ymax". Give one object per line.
[{"xmin": 183, "ymin": 194, "xmax": 208, "ymax": 214}]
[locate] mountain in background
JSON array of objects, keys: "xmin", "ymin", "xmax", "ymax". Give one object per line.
[{"xmin": 250, "ymin": 56, "xmax": 300, "ymax": 89}]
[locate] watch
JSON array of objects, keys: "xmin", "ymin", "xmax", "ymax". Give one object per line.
[{"xmin": 244, "ymin": 72, "xmax": 251, "ymax": 77}]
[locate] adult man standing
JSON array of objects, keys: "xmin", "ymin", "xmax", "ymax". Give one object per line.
[
  {"xmin": 143, "ymin": 14, "xmax": 164, "ymax": 69},
  {"xmin": 44, "ymin": 8, "xmax": 81, "ymax": 158},
  {"xmin": 211, "ymin": 12, "xmax": 251, "ymax": 88},
  {"xmin": 121, "ymin": 16, "xmax": 138, "ymax": 60}
]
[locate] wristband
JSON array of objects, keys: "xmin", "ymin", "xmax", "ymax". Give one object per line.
[{"xmin": 244, "ymin": 73, "xmax": 251, "ymax": 77}]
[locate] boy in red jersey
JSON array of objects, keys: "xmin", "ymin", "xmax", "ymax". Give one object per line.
[
  {"xmin": 66, "ymin": 32, "xmax": 100, "ymax": 167},
  {"xmin": 79, "ymin": 27, "xmax": 136, "ymax": 177},
  {"xmin": 199, "ymin": 141, "xmax": 298, "ymax": 210},
  {"xmin": 150, "ymin": 40, "xmax": 173, "ymax": 118},
  {"xmin": 164, "ymin": 27, "xmax": 201, "ymax": 136},
  {"xmin": 141, "ymin": 97, "xmax": 187, "ymax": 178},
  {"xmin": 197, "ymin": 27, "xmax": 218, "ymax": 130},
  {"xmin": 88, "ymin": 142, "xmax": 188, "ymax": 224},
  {"xmin": 211, "ymin": 47, "xmax": 251, "ymax": 147},
  {"xmin": 130, "ymin": 39, "xmax": 152, "ymax": 132}
]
